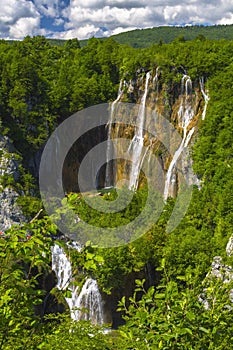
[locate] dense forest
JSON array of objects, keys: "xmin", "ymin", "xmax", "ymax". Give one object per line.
[{"xmin": 1, "ymin": 32, "xmax": 233, "ymax": 349}]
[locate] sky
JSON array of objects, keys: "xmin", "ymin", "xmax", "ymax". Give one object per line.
[{"xmin": 0, "ymin": 0, "xmax": 233, "ymax": 40}]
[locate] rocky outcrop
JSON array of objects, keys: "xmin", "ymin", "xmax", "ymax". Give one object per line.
[
  {"xmin": 0, "ymin": 134, "xmax": 20, "ymax": 181},
  {"xmin": 202, "ymin": 237, "xmax": 233, "ymax": 308},
  {"xmin": 0, "ymin": 134, "xmax": 25, "ymax": 231},
  {"xmin": 209, "ymin": 256, "xmax": 233, "ymax": 283},
  {"xmin": 0, "ymin": 187, "xmax": 25, "ymax": 231}
]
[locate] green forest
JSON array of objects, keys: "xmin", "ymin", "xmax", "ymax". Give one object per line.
[
  {"xmin": 1, "ymin": 31, "xmax": 233, "ymax": 349},
  {"xmin": 44, "ymin": 24, "xmax": 233, "ymax": 48},
  {"xmin": 111, "ymin": 23, "xmax": 233, "ymax": 48}
]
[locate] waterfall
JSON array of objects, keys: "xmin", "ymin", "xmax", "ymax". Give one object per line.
[
  {"xmin": 51, "ymin": 244, "xmax": 72, "ymax": 290},
  {"xmin": 51, "ymin": 244, "xmax": 104, "ymax": 325},
  {"xmin": 178, "ymin": 75, "xmax": 194, "ymax": 128},
  {"xmin": 153, "ymin": 66, "xmax": 159, "ymax": 99},
  {"xmin": 200, "ymin": 77, "xmax": 210, "ymax": 120},
  {"xmin": 164, "ymin": 75, "xmax": 195, "ymax": 200},
  {"xmin": 105, "ymin": 80, "xmax": 123, "ymax": 188},
  {"xmin": 66, "ymin": 278, "xmax": 104, "ymax": 325},
  {"xmin": 128, "ymin": 71, "xmax": 151, "ymax": 190}
]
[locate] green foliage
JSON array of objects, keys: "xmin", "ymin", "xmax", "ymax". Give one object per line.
[
  {"xmin": 16, "ymin": 196, "xmax": 42, "ymax": 218},
  {"xmin": 0, "ymin": 218, "xmax": 54, "ymax": 349},
  {"xmin": 35, "ymin": 316, "xmax": 114, "ymax": 350},
  {"xmin": 117, "ymin": 267, "xmax": 233, "ymax": 349}
]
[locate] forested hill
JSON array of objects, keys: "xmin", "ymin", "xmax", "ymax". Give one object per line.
[
  {"xmin": 110, "ymin": 24, "xmax": 233, "ymax": 47},
  {"xmin": 63, "ymin": 24, "xmax": 233, "ymax": 48}
]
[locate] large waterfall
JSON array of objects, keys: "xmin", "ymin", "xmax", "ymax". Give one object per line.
[
  {"xmin": 51, "ymin": 244, "xmax": 104, "ymax": 325},
  {"xmin": 104, "ymin": 70, "xmax": 207, "ymax": 196},
  {"xmin": 105, "ymin": 80, "xmax": 123, "ymax": 188},
  {"xmin": 163, "ymin": 75, "xmax": 195, "ymax": 200},
  {"xmin": 128, "ymin": 71, "xmax": 151, "ymax": 190}
]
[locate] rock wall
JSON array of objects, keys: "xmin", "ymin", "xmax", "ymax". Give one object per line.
[
  {"xmin": 109, "ymin": 68, "xmax": 206, "ymax": 194},
  {"xmin": 0, "ymin": 134, "xmax": 25, "ymax": 231}
]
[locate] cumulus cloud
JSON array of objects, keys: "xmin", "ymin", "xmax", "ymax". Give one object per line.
[
  {"xmin": 9, "ymin": 17, "xmax": 40, "ymax": 39},
  {"xmin": 0, "ymin": 0, "xmax": 41, "ymax": 39},
  {"xmin": 59, "ymin": 0, "xmax": 233, "ymax": 39},
  {"xmin": 1, "ymin": 0, "xmax": 233, "ymax": 40}
]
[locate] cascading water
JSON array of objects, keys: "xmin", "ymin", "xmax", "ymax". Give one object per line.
[
  {"xmin": 153, "ymin": 66, "xmax": 159, "ymax": 100},
  {"xmin": 200, "ymin": 77, "xmax": 210, "ymax": 120},
  {"xmin": 51, "ymin": 244, "xmax": 104, "ymax": 325},
  {"xmin": 105, "ymin": 81, "xmax": 123, "ymax": 188},
  {"xmin": 51, "ymin": 244, "xmax": 72, "ymax": 290},
  {"xmin": 128, "ymin": 71, "xmax": 151, "ymax": 190},
  {"xmin": 164, "ymin": 75, "xmax": 195, "ymax": 200},
  {"xmin": 67, "ymin": 278, "xmax": 104, "ymax": 325}
]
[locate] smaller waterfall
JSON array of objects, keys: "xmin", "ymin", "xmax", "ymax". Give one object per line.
[
  {"xmin": 105, "ymin": 80, "xmax": 123, "ymax": 188},
  {"xmin": 51, "ymin": 244, "xmax": 104, "ymax": 325},
  {"xmin": 128, "ymin": 71, "xmax": 151, "ymax": 190},
  {"xmin": 200, "ymin": 77, "xmax": 210, "ymax": 120},
  {"xmin": 164, "ymin": 75, "xmax": 195, "ymax": 200},
  {"xmin": 67, "ymin": 278, "xmax": 104, "ymax": 325},
  {"xmin": 153, "ymin": 67, "xmax": 159, "ymax": 99},
  {"xmin": 178, "ymin": 75, "xmax": 194, "ymax": 128},
  {"xmin": 52, "ymin": 244, "xmax": 72, "ymax": 290}
]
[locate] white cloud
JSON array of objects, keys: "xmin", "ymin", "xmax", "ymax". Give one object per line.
[
  {"xmin": 54, "ymin": 18, "xmax": 65, "ymax": 26},
  {"xmin": 53, "ymin": 24, "xmax": 103, "ymax": 39},
  {"xmin": 60, "ymin": 0, "xmax": 233, "ymax": 39},
  {"xmin": 1, "ymin": 0, "xmax": 233, "ymax": 40},
  {"xmin": 217, "ymin": 13, "xmax": 233, "ymax": 25},
  {"xmin": 9, "ymin": 17, "xmax": 40, "ymax": 39},
  {"xmin": 33, "ymin": 0, "xmax": 59, "ymax": 17},
  {"xmin": 0, "ymin": 0, "xmax": 41, "ymax": 39},
  {"xmin": 110, "ymin": 26, "xmax": 138, "ymax": 35}
]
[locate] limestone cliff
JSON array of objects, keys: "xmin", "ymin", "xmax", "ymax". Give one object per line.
[{"xmin": 107, "ymin": 68, "xmax": 208, "ymax": 197}]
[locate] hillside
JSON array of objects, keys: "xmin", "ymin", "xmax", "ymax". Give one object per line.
[{"xmin": 111, "ymin": 24, "xmax": 233, "ymax": 47}]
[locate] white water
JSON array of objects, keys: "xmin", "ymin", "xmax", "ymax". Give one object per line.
[
  {"xmin": 153, "ymin": 66, "xmax": 159, "ymax": 99},
  {"xmin": 52, "ymin": 244, "xmax": 72, "ymax": 290},
  {"xmin": 105, "ymin": 80, "xmax": 123, "ymax": 188},
  {"xmin": 128, "ymin": 71, "xmax": 151, "ymax": 190},
  {"xmin": 66, "ymin": 278, "xmax": 104, "ymax": 325},
  {"xmin": 200, "ymin": 77, "xmax": 210, "ymax": 120},
  {"xmin": 164, "ymin": 75, "xmax": 195, "ymax": 200},
  {"xmin": 51, "ymin": 244, "xmax": 104, "ymax": 325}
]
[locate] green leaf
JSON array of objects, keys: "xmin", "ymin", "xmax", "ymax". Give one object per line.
[{"xmin": 199, "ymin": 327, "xmax": 210, "ymax": 334}]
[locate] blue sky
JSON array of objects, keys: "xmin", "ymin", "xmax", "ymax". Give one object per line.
[{"xmin": 0, "ymin": 0, "xmax": 233, "ymax": 40}]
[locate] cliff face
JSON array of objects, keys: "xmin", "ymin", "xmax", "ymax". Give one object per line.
[
  {"xmin": 0, "ymin": 135, "xmax": 25, "ymax": 231},
  {"xmin": 37, "ymin": 67, "xmax": 208, "ymax": 199},
  {"xmin": 107, "ymin": 68, "xmax": 207, "ymax": 197}
]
